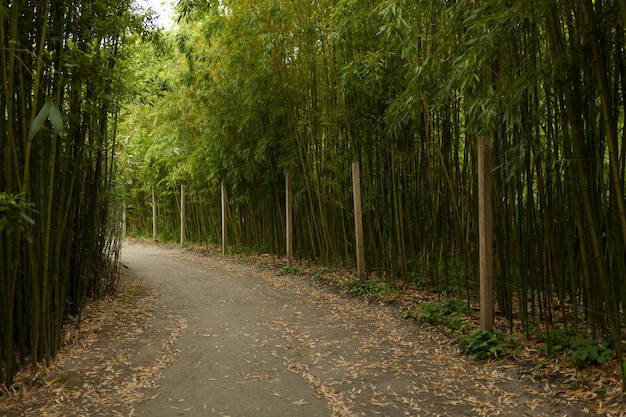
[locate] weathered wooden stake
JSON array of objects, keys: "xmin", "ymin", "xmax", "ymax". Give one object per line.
[
  {"xmin": 221, "ymin": 180, "xmax": 228, "ymax": 255},
  {"xmin": 180, "ymin": 184, "xmax": 186, "ymax": 246},
  {"xmin": 152, "ymin": 186, "xmax": 157, "ymax": 242},
  {"xmin": 122, "ymin": 199, "xmax": 127, "ymax": 241},
  {"xmin": 286, "ymin": 172, "xmax": 293, "ymax": 267},
  {"xmin": 478, "ymin": 135, "xmax": 494, "ymax": 331},
  {"xmin": 352, "ymin": 162, "xmax": 366, "ymax": 282}
]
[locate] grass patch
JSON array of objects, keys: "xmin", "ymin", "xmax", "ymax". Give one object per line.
[
  {"xmin": 343, "ymin": 280, "xmax": 400, "ymax": 301},
  {"xmin": 408, "ymin": 299, "xmax": 470, "ymax": 330},
  {"xmin": 278, "ymin": 265, "xmax": 306, "ymax": 275},
  {"xmin": 314, "ymin": 267, "xmax": 330, "ymax": 280}
]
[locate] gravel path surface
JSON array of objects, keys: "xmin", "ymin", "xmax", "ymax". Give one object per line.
[
  {"xmin": 0, "ymin": 242, "xmax": 600, "ymax": 416},
  {"xmin": 119, "ymin": 243, "xmax": 589, "ymax": 417}
]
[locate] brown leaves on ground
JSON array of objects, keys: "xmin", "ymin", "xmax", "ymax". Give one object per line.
[
  {"xmin": 0, "ymin": 270, "xmax": 186, "ymax": 417},
  {"xmin": 287, "ymin": 360, "xmax": 353, "ymax": 417},
  {"xmin": 2, "ymin": 242, "xmax": 626, "ymax": 416},
  {"xmin": 198, "ymin": 247, "xmax": 626, "ymax": 416}
]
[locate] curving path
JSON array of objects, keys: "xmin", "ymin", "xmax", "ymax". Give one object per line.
[
  {"xmin": 120, "ymin": 243, "xmax": 588, "ymax": 417},
  {"xmin": 0, "ymin": 242, "xmax": 594, "ymax": 417}
]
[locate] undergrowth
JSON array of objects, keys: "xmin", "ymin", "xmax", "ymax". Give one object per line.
[
  {"xmin": 538, "ymin": 328, "xmax": 613, "ymax": 367},
  {"xmin": 343, "ymin": 280, "xmax": 400, "ymax": 301},
  {"xmin": 278, "ymin": 265, "xmax": 307, "ymax": 275}
]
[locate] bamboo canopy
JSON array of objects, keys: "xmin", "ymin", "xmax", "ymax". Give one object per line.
[
  {"xmin": 120, "ymin": 1, "xmax": 626, "ymax": 386},
  {"xmin": 0, "ymin": 0, "xmax": 141, "ymax": 386},
  {"xmin": 4, "ymin": 0, "xmax": 626, "ymax": 388}
]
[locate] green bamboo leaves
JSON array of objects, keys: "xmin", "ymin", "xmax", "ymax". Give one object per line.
[
  {"xmin": 0, "ymin": 193, "xmax": 35, "ymax": 233},
  {"xmin": 1, "ymin": 0, "xmax": 141, "ymax": 388},
  {"xmin": 118, "ymin": 0, "xmax": 626, "ymax": 386},
  {"xmin": 31, "ymin": 101, "xmax": 64, "ymax": 137}
]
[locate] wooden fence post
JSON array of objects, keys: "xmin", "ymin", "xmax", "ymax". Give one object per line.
[
  {"xmin": 180, "ymin": 184, "xmax": 185, "ymax": 246},
  {"xmin": 152, "ymin": 186, "xmax": 157, "ymax": 242},
  {"xmin": 352, "ymin": 162, "xmax": 366, "ymax": 282},
  {"xmin": 122, "ymin": 199, "xmax": 127, "ymax": 241},
  {"xmin": 221, "ymin": 180, "xmax": 228, "ymax": 255},
  {"xmin": 286, "ymin": 172, "xmax": 293, "ymax": 267},
  {"xmin": 478, "ymin": 135, "xmax": 494, "ymax": 331}
]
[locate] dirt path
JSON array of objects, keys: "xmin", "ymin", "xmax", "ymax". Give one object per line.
[{"xmin": 0, "ymin": 242, "xmax": 607, "ymax": 416}]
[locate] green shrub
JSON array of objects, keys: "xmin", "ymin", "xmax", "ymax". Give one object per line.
[
  {"xmin": 278, "ymin": 265, "xmax": 305, "ymax": 275},
  {"xmin": 418, "ymin": 299, "xmax": 468, "ymax": 325},
  {"xmin": 566, "ymin": 337, "xmax": 613, "ymax": 367},
  {"xmin": 462, "ymin": 329, "xmax": 508, "ymax": 360},
  {"xmin": 539, "ymin": 328, "xmax": 571, "ymax": 356},
  {"xmin": 415, "ymin": 299, "xmax": 470, "ymax": 334},
  {"xmin": 538, "ymin": 328, "xmax": 613, "ymax": 367},
  {"xmin": 314, "ymin": 267, "xmax": 329, "ymax": 280},
  {"xmin": 408, "ymin": 272, "xmax": 429, "ymax": 289},
  {"xmin": 343, "ymin": 280, "xmax": 397, "ymax": 299}
]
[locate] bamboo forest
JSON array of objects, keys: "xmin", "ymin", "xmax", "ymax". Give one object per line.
[{"xmin": 3, "ymin": 0, "xmax": 626, "ymax": 392}]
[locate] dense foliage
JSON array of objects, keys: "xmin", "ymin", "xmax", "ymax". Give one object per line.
[
  {"xmin": 121, "ymin": 0, "xmax": 626, "ymax": 380},
  {"xmin": 0, "ymin": 0, "xmax": 145, "ymax": 386}
]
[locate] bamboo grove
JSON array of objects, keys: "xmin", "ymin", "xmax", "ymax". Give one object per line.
[
  {"xmin": 120, "ymin": 0, "xmax": 626, "ymax": 374},
  {"xmin": 0, "ymin": 1, "xmax": 145, "ymax": 386}
]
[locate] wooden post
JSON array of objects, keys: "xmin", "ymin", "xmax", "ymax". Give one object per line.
[
  {"xmin": 286, "ymin": 172, "xmax": 293, "ymax": 267},
  {"xmin": 180, "ymin": 184, "xmax": 185, "ymax": 246},
  {"xmin": 152, "ymin": 186, "xmax": 157, "ymax": 242},
  {"xmin": 221, "ymin": 180, "xmax": 228, "ymax": 255},
  {"xmin": 352, "ymin": 162, "xmax": 366, "ymax": 282},
  {"xmin": 478, "ymin": 135, "xmax": 494, "ymax": 331},
  {"xmin": 122, "ymin": 199, "xmax": 127, "ymax": 242}
]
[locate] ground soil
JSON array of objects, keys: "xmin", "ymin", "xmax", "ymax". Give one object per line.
[{"xmin": 1, "ymin": 241, "xmax": 624, "ymax": 416}]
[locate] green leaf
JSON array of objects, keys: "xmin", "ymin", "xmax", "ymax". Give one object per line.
[
  {"xmin": 19, "ymin": 211, "xmax": 35, "ymax": 226},
  {"xmin": 31, "ymin": 101, "xmax": 51, "ymax": 137},
  {"xmin": 48, "ymin": 103, "xmax": 64, "ymax": 134}
]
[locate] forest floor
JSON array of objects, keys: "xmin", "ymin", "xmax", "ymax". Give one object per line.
[{"xmin": 1, "ymin": 241, "xmax": 625, "ymax": 416}]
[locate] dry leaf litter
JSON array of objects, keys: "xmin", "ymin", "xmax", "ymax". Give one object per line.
[{"xmin": 1, "ymin": 242, "xmax": 626, "ymax": 417}]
